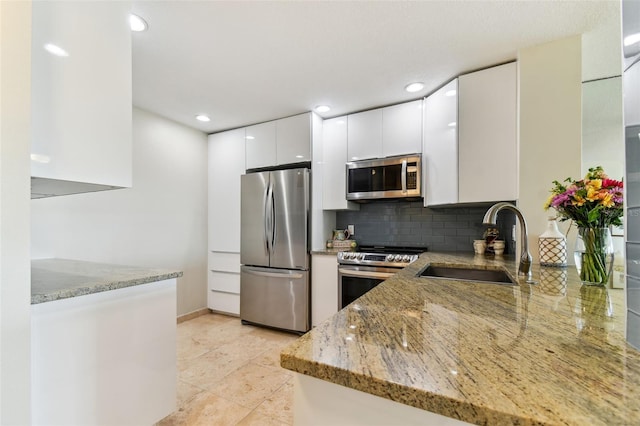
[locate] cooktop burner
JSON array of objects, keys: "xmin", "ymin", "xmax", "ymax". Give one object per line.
[{"xmin": 337, "ymin": 245, "xmax": 427, "ymax": 267}]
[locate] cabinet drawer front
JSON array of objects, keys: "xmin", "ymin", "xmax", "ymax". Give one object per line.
[
  {"xmin": 208, "ymin": 271, "xmax": 240, "ymax": 293},
  {"xmin": 208, "ymin": 291, "xmax": 240, "ymax": 315},
  {"xmin": 208, "ymin": 251, "xmax": 241, "ymax": 273}
]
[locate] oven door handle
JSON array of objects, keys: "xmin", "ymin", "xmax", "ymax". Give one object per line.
[{"xmin": 338, "ymin": 267, "xmax": 396, "ymax": 280}]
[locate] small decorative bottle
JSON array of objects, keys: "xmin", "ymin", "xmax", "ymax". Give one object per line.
[{"xmin": 538, "ymin": 217, "xmax": 567, "ymax": 267}]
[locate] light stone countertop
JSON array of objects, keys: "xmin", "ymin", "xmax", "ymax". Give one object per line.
[
  {"xmin": 31, "ymin": 258, "xmax": 183, "ymax": 305},
  {"xmin": 281, "ymin": 252, "xmax": 640, "ymax": 425}
]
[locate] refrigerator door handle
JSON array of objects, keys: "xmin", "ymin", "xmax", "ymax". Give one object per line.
[
  {"xmin": 243, "ymin": 266, "xmax": 304, "ymax": 280},
  {"xmin": 270, "ymin": 183, "xmax": 276, "ymax": 251},
  {"xmin": 264, "ymin": 183, "xmax": 272, "ymax": 255}
]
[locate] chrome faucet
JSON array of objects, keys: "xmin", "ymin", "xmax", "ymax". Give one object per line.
[{"xmin": 483, "ymin": 202, "xmax": 533, "ymax": 281}]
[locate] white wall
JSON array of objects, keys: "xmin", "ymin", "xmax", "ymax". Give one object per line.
[
  {"xmin": 518, "ymin": 36, "xmax": 583, "ymax": 263},
  {"xmin": 0, "ymin": 0, "xmax": 32, "ymax": 422},
  {"xmin": 31, "ymin": 108, "xmax": 208, "ymax": 316}
]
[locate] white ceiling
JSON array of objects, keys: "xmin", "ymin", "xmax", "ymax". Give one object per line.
[{"xmin": 130, "ymin": 0, "xmax": 620, "ymax": 134}]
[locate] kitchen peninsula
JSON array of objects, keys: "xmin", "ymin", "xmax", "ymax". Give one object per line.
[
  {"xmin": 31, "ymin": 259, "xmax": 182, "ymax": 425},
  {"xmin": 281, "ymin": 253, "xmax": 640, "ymax": 425}
]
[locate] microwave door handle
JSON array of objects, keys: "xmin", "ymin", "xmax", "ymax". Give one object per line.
[{"xmin": 401, "ymin": 159, "xmax": 407, "ymax": 193}]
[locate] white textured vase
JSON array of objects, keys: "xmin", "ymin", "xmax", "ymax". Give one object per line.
[{"xmin": 538, "ymin": 217, "xmax": 567, "ymax": 267}]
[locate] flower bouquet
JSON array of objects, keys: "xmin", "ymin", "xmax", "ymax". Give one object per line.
[{"xmin": 544, "ymin": 167, "xmax": 623, "ymax": 285}]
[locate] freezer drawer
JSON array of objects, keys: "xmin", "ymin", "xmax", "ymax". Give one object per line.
[{"xmin": 240, "ymin": 266, "xmax": 310, "ymax": 333}]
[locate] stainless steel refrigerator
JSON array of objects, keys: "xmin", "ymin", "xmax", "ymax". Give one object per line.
[{"xmin": 240, "ymin": 168, "xmax": 310, "ymax": 333}]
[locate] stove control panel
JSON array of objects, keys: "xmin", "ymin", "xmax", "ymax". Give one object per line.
[{"xmin": 337, "ymin": 251, "xmax": 420, "ymax": 267}]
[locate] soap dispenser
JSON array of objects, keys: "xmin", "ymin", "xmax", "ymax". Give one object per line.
[{"xmin": 538, "ymin": 216, "xmax": 567, "ymax": 267}]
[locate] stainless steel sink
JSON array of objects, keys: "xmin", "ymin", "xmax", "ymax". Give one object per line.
[{"xmin": 417, "ymin": 264, "xmax": 517, "ymax": 285}]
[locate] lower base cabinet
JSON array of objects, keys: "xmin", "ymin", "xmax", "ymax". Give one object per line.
[
  {"xmin": 311, "ymin": 254, "xmax": 339, "ymax": 327},
  {"xmin": 208, "ymin": 251, "xmax": 241, "ymax": 315},
  {"xmin": 31, "ymin": 280, "xmax": 177, "ymax": 425},
  {"xmin": 292, "ymin": 374, "xmax": 473, "ymax": 425}
]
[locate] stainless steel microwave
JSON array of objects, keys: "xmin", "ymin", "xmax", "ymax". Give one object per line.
[{"xmin": 346, "ymin": 154, "xmax": 422, "ymax": 201}]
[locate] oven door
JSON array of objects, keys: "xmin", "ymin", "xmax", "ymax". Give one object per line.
[{"xmin": 338, "ymin": 265, "xmax": 399, "ymax": 309}]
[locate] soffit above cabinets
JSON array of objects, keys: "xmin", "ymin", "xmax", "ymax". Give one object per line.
[{"xmin": 130, "ymin": 1, "xmax": 619, "ymax": 134}]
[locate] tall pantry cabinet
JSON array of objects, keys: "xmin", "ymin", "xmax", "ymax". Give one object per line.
[{"xmin": 208, "ymin": 129, "xmax": 245, "ymax": 314}]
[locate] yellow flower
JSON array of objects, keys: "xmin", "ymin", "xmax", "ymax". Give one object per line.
[
  {"xmin": 599, "ymin": 192, "xmax": 614, "ymax": 208},
  {"xmin": 586, "ymin": 186, "xmax": 601, "ymax": 202},
  {"xmin": 543, "ymin": 194, "xmax": 554, "ymax": 210},
  {"xmin": 588, "ymin": 179, "xmax": 602, "ymax": 190},
  {"xmin": 573, "ymin": 195, "xmax": 586, "ymax": 206}
]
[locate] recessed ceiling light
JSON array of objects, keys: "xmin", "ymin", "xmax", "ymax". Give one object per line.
[
  {"xmin": 445, "ymin": 90, "xmax": 457, "ymax": 97},
  {"xmin": 624, "ymin": 32, "xmax": 640, "ymax": 47},
  {"xmin": 295, "ymin": 155, "xmax": 304, "ymax": 159},
  {"xmin": 129, "ymin": 14, "xmax": 148, "ymax": 32},
  {"xmin": 405, "ymin": 82, "xmax": 424, "ymax": 93},
  {"xmin": 315, "ymin": 105, "xmax": 331, "ymax": 113},
  {"xmin": 44, "ymin": 43, "xmax": 69, "ymax": 57},
  {"xmin": 448, "ymin": 122, "xmax": 457, "ymax": 127},
  {"xmin": 195, "ymin": 114, "xmax": 210, "ymax": 122},
  {"xmin": 245, "ymin": 135, "xmax": 255, "ymax": 140}
]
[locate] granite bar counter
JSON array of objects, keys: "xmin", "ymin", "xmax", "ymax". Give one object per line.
[
  {"xmin": 31, "ymin": 258, "xmax": 182, "ymax": 304},
  {"xmin": 281, "ymin": 252, "xmax": 640, "ymax": 425}
]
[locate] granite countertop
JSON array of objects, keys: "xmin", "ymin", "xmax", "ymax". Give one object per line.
[
  {"xmin": 281, "ymin": 252, "xmax": 640, "ymax": 425},
  {"xmin": 31, "ymin": 258, "xmax": 183, "ymax": 305}
]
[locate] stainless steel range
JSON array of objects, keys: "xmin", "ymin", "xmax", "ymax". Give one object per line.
[{"xmin": 337, "ymin": 246, "xmax": 425, "ymax": 309}]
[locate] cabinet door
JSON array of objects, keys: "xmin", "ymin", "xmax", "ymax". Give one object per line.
[
  {"xmin": 322, "ymin": 117, "xmax": 359, "ymax": 210},
  {"xmin": 311, "ymin": 254, "xmax": 339, "ymax": 327},
  {"xmin": 423, "ymin": 79, "xmax": 458, "ymax": 206},
  {"xmin": 245, "ymin": 121, "xmax": 276, "ymax": 170},
  {"xmin": 458, "ymin": 63, "xmax": 517, "ymax": 203},
  {"xmin": 347, "ymin": 109, "xmax": 383, "ymax": 161},
  {"xmin": 277, "ymin": 113, "xmax": 311, "ymax": 165},
  {"xmin": 382, "ymin": 100, "xmax": 423, "ymax": 157},
  {"xmin": 208, "ymin": 129, "xmax": 245, "ymax": 252},
  {"xmin": 30, "ymin": 1, "xmax": 132, "ymax": 190}
]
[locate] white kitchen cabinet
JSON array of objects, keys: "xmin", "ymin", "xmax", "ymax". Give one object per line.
[
  {"xmin": 382, "ymin": 100, "xmax": 423, "ymax": 157},
  {"xmin": 30, "ymin": 1, "xmax": 132, "ymax": 198},
  {"xmin": 347, "ymin": 101, "xmax": 422, "ymax": 162},
  {"xmin": 624, "ymin": 58, "xmax": 640, "ymax": 126},
  {"xmin": 322, "ymin": 117, "xmax": 359, "ymax": 210},
  {"xmin": 32, "ymin": 280, "xmax": 176, "ymax": 425},
  {"xmin": 245, "ymin": 121, "xmax": 277, "ymax": 170},
  {"xmin": 423, "ymin": 79, "xmax": 458, "ymax": 206},
  {"xmin": 458, "ymin": 62, "xmax": 517, "ymax": 203},
  {"xmin": 209, "ymin": 129, "xmax": 245, "ymax": 252},
  {"xmin": 208, "ymin": 129, "xmax": 245, "ymax": 315},
  {"xmin": 277, "ymin": 113, "xmax": 311, "ymax": 165},
  {"xmin": 347, "ymin": 109, "xmax": 383, "ymax": 161},
  {"xmin": 311, "ymin": 254, "xmax": 339, "ymax": 327}
]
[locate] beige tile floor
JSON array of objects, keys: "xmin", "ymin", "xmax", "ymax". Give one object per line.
[{"xmin": 159, "ymin": 313, "xmax": 300, "ymax": 426}]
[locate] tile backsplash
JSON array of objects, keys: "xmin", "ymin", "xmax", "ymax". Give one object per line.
[{"xmin": 335, "ymin": 201, "xmax": 516, "ymax": 253}]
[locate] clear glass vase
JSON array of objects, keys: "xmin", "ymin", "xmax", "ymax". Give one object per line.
[{"xmin": 573, "ymin": 227, "xmax": 614, "ymax": 286}]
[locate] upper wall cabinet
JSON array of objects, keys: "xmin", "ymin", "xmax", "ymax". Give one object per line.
[
  {"xmin": 458, "ymin": 62, "xmax": 517, "ymax": 203},
  {"xmin": 30, "ymin": 1, "xmax": 132, "ymax": 198},
  {"xmin": 245, "ymin": 113, "xmax": 311, "ymax": 170},
  {"xmin": 382, "ymin": 100, "xmax": 423, "ymax": 157},
  {"xmin": 322, "ymin": 117, "xmax": 359, "ymax": 210},
  {"xmin": 245, "ymin": 121, "xmax": 277, "ymax": 170},
  {"xmin": 276, "ymin": 113, "xmax": 311, "ymax": 165},
  {"xmin": 347, "ymin": 100, "xmax": 423, "ymax": 161},
  {"xmin": 423, "ymin": 79, "xmax": 458, "ymax": 206},
  {"xmin": 347, "ymin": 109, "xmax": 383, "ymax": 161}
]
